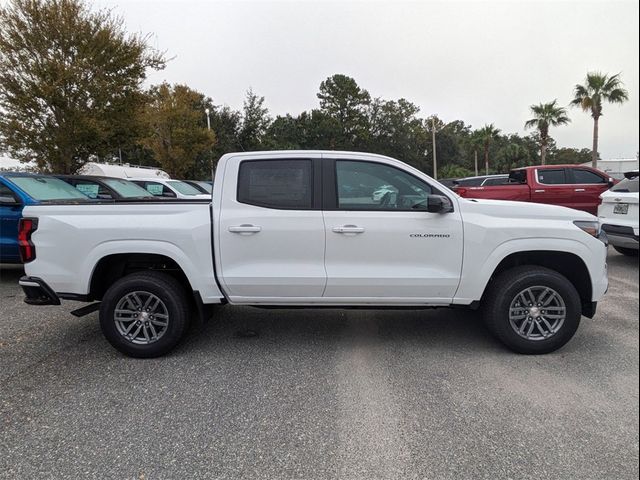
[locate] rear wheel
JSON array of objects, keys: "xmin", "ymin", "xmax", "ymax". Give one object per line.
[
  {"xmin": 99, "ymin": 271, "xmax": 190, "ymax": 358},
  {"xmin": 483, "ymin": 266, "xmax": 582, "ymax": 354},
  {"xmin": 613, "ymin": 246, "xmax": 639, "ymax": 257}
]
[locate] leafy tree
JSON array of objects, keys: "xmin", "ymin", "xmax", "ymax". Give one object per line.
[
  {"xmin": 476, "ymin": 124, "xmax": 501, "ymax": 175},
  {"xmin": 0, "ymin": 0, "xmax": 165, "ymax": 173},
  {"xmin": 548, "ymin": 147, "xmax": 592, "ymax": 165},
  {"xmin": 369, "ymin": 98, "xmax": 429, "ymax": 171},
  {"xmin": 238, "ymin": 88, "xmax": 271, "ymax": 151},
  {"xmin": 141, "ymin": 83, "xmax": 215, "ymax": 179},
  {"xmin": 317, "ymin": 74, "xmax": 371, "ymax": 148},
  {"xmin": 524, "ymin": 100, "xmax": 571, "ymax": 165},
  {"xmin": 496, "ymin": 143, "xmax": 530, "ymax": 172},
  {"xmin": 209, "ymin": 105, "xmax": 242, "ymax": 166},
  {"xmin": 570, "ymin": 72, "xmax": 629, "ymax": 168},
  {"xmin": 439, "ymin": 164, "xmax": 474, "ymax": 180}
]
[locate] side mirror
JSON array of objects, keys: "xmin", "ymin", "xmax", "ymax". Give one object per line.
[
  {"xmin": 426, "ymin": 195, "xmax": 454, "ymax": 214},
  {"xmin": 608, "ymin": 178, "xmax": 615, "ymax": 188},
  {"xmin": 0, "ymin": 195, "xmax": 20, "ymax": 206}
]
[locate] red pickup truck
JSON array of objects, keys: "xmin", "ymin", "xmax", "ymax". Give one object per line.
[{"xmin": 454, "ymin": 165, "xmax": 616, "ymax": 215}]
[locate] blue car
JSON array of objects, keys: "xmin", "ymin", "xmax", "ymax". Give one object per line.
[{"xmin": 0, "ymin": 172, "xmax": 90, "ymax": 263}]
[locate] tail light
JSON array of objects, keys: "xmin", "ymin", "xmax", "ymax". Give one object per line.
[
  {"xmin": 456, "ymin": 187, "xmax": 467, "ymax": 197},
  {"xmin": 18, "ymin": 218, "xmax": 38, "ymax": 263}
]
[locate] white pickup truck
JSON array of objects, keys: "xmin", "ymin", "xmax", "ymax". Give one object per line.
[{"xmin": 18, "ymin": 151, "xmax": 608, "ymax": 357}]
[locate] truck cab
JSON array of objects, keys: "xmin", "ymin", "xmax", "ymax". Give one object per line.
[{"xmin": 456, "ymin": 165, "xmax": 615, "ymax": 214}]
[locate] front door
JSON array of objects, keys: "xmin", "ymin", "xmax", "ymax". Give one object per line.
[
  {"xmin": 322, "ymin": 158, "xmax": 464, "ymax": 303},
  {"xmin": 531, "ymin": 168, "xmax": 576, "ymax": 210},
  {"xmin": 217, "ymin": 155, "xmax": 326, "ymax": 302},
  {"xmin": 568, "ymin": 168, "xmax": 611, "ymax": 215}
]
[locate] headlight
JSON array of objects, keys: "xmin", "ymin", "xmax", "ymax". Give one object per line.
[{"xmin": 574, "ymin": 220, "xmax": 600, "ymax": 237}]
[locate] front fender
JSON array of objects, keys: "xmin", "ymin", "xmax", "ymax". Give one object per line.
[{"xmin": 453, "ymin": 237, "xmax": 603, "ymax": 304}]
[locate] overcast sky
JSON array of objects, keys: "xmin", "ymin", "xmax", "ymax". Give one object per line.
[{"xmin": 46, "ymin": 0, "xmax": 640, "ymax": 160}]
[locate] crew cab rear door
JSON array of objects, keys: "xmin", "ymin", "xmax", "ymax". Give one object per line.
[
  {"xmin": 321, "ymin": 155, "xmax": 463, "ymax": 303},
  {"xmin": 216, "ymin": 154, "xmax": 326, "ymax": 302}
]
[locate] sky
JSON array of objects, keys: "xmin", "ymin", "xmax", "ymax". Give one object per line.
[{"xmin": 3, "ymin": 0, "xmax": 639, "ymax": 166}]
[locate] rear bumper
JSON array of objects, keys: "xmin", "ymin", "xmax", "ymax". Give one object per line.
[
  {"xmin": 19, "ymin": 276, "xmax": 61, "ymax": 306},
  {"xmin": 601, "ymin": 224, "xmax": 639, "ymax": 249}
]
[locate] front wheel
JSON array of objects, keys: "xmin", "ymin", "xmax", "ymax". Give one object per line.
[
  {"xmin": 483, "ymin": 266, "xmax": 582, "ymax": 354},
  {"xmin": 614, "ymin": 246, "xmax": 639, "ymax": 257},
  {"xmin": 99, "ymin": 271, "xmax": 190, "ymax": 358}
]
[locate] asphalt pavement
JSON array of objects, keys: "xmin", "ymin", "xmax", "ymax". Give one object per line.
[{"xmin": 0, "ymin": 250, "xmax": 638, "ymax": 479}]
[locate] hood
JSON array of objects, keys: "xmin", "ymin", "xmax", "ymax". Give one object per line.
[{"xmin": 459, "ymin": 198, "xmax": 596, "ymax": 221}]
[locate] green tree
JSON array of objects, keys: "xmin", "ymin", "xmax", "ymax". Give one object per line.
[
  {"xmin": 496, "ymin": 143, "xmax": 530, "ymax": 172},
  {"xmin": 369, "ymin": 98, "xmax": 429, "ymax": 171},
  {"xmin": 142, "ymin": 83, "xmax": 215, "ymax": 179},
  {"xmin": 0, "ymin": 0, "xmax": 165, "ymax": 173},
  {"xmin": 317, "ymin": 74, "xmax": 371, "ymax": 148},
  {"xmin": 524, "ymin": 100, "xmax": 571, "ymax": 165},
  {"xmin": 570, "ymin": 72, "xmax": 629, "ymax": 168},
  {"xmin": 238, "ymin": 88, "xmax": 271, "ymax": 151},
  {"xmin": 548, "ymin": 147, "xmax": 592, "ymax": 165},
  {"xmin": 476, "ymin": 124, "xmax": 501, "ymax": 175},
  {"xmin": 209, "ymin": 105, "xmax": 241, "ymax": 167}
]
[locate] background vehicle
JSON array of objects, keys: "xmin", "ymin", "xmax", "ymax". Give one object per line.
[
  {"xmin": 19, "ymin": 151, "xmax": 607, "ymax": 358},
  {"xmin": 452, "ymin": 174, "xmax": 509, "ymax": 189},
  {"xmin": 130, "ymin": 178, "xmax": 211, "ymax": 199},
  {"xmin": 183, "ymin": 180, "xmax": 213, "ymax": 194},
  {"xmin": 78, "ymin": 162, "xmax": 170, "ymax": 179},
  {"xmin": 56, "ymin": 175, "xmax": 156, "ymax": 200},
  {"xmin": 598, "ymin": 170, "xmax": 639, "ymax": 256},
  {"xmin": 0, "ymin": 173, "xmax": 89, "ymax": 263},
  {"xmin": 456, "ymin": 165, "xmax": 615, "ymax": 214}
]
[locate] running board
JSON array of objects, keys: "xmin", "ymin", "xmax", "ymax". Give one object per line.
[{"xmin": 70, "ymin": 302, "xmax": 101, "ymax": 318}]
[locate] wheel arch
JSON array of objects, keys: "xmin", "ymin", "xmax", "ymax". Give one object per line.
[
  {"xmin": 89, "ymin": 253, "xmax": 193, "ymax": 302},
  {"xmin": 482, "ymin": 250, "xmax": 594, "ymax": 317}
]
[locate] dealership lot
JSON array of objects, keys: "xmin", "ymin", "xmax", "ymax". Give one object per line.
[{"xmin": 0, "ymin": 251, "xmax": 638, "ymax": 480}]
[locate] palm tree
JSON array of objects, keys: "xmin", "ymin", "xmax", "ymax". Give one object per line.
[
  {"xmin": 477, "ymin": 124, "xmax": 501, "ymax": 175},
  {"xmin": 524, "ymin": 100, "xmax": 570, "ymax": 165},
  {"xmin": 570, "ymin": 72, "xmax": 629, "ymax": 168}
]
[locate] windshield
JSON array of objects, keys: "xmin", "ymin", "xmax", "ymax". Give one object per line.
[
  {"xmin": 611, "ymin": 176, "xmax": 639, "ymax": 193},
  {"xmin": 8, "ymin": 176, "xmax": 89, "ymax": 200},
  {"xmin": 102, "ymin": 178, "xmax": 154, "ymax": 198},
  {"xmin": 194, "ymin": 181, "xmax": 212, "ymax": 193},
  {"xmin": 166, "ymin": 180, "xmax": 205, "ymax": 196}
]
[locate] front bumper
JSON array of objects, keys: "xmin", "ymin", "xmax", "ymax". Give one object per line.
[
  {"xmin": 601, "ymin": 224, "xmax": 639, "ymax": 250},
  {"xmin": 19, "ymin": 276, "xmax": 61, "ymax": 306}
]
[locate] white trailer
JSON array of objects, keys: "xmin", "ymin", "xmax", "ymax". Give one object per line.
[{"xmin": 78, "ymin": 162, "xmax": 170, "ymax": 179}]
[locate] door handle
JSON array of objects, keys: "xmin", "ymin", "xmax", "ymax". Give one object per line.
[
  {"xmin": 228, "ymin": 224, "xmax": 262, "ymax": 234},
  {"xmin": 574, "ymin": 188, "xmax": 586, "ymax": 192},
  {"xmin": 332, "ymin": 225, "xmax": 365, "ymax": 234},
  {"xmin": 534, "ymin": 189, "xmax": 545, "ymax": 193}
]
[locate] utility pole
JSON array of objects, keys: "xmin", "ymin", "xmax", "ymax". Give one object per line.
[
  {"xmin": 431, "ymin": 117, "xmax": 437, "ymax": 180},
  {"xmin": 205, "ymin": 108, "xmax": 211, "ymax": 131},
  {"xmin": 474, "ymin": 150, "xmax": 478, "ymax": 176}
]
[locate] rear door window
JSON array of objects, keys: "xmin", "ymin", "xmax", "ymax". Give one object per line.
[
  {"xmin": 237, "ymin": 160, "xmax": 313, "ymax": 209},
  {"xmin": 537, "ymin": 169, "xmax": 567, "ymax": 185}
]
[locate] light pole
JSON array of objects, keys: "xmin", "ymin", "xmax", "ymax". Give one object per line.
[
  {"xmin": 431, "ymin": 117, "xmax": 438, "ymax": 180},
  {"xmin": 205, "ymin": 108, "xmax": 211, "ymax": 130}
]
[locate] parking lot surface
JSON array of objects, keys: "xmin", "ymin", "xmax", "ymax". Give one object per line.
[{"xmin": 0, "ymin": 250, "xmax": 638, "ymax": 480}]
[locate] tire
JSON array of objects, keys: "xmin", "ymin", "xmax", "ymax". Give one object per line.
[
  {"xmin": 613, "ymin": 246, "xmax": 639, "ymax": 257},
  {"xmin": 99, "ymin": 271, "xmax": 190, "ymax": 358},
  {"xmin": 482, "ymin": 266, "xmax": 581, "ymax": 354}
]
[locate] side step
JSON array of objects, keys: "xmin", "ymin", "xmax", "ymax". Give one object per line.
[{"xmin": 70, "ymin": 302, "xmax": 101, "ymax": 318}]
